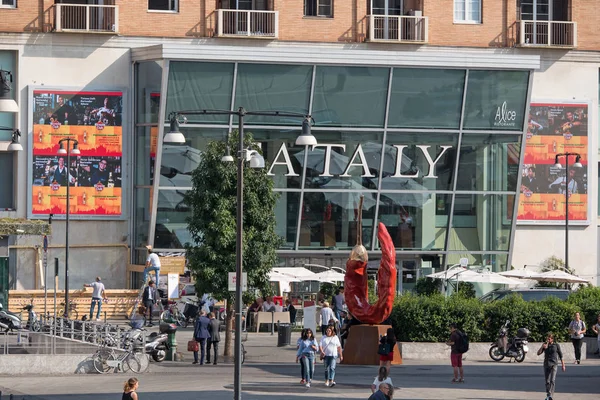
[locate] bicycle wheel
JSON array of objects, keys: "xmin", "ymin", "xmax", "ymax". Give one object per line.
[
  {"xmin": 178, "ymin": 312, "xmax": 188, "ymax": 328},
  {"xmin": 126, "ymin": 352, "xmax": 149, "ymax": 373},
  {"xmin": 71, "ymin": 309, "xmax": 80, "ymax": 320},
  {"xmin": 93, "ymin": 348, "xmax": 115, "ymax": 374}
]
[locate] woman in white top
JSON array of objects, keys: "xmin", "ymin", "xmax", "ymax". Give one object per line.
[
  {"xmin": 371, "ymin": 366, "xmax": 394, "ymax": 393},
  {"xmin": 568, "ymin": 311, "xmax": 586, "ymax": 364},
  {"xmin": 320, "ymin": 301, "xmax": 338, "ymax": 336},
  {"xmin": 319, "ymin": 325, "xmax": 343, "ymax": 387}
]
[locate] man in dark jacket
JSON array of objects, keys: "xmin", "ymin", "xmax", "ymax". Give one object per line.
[
  {"xmin": 368, "ymin": 382, "xmax": 393, "ymax": 400},
  {"xmin": 537, "ymin": 332, "xmax": 566, "ymax": 400},
  {"xmin": 207, "ymin": 312, "xmax": 221, "ymax": 365},
  {"xmin": 142, "ymin": 281, "xmax": 159, "ymax": 327},
  {"xmin": 193, "ymin": 310, "xmax": 211, "ymax": 365}
]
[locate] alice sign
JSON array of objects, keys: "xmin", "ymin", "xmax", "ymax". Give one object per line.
[{"xmin": 267, "ymin": 143, "xmax": 453, "ymax": 178}]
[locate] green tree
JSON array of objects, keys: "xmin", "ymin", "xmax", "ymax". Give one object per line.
[
  {"xmin": 185, "ymin": 131, "xmax": 282, "ymax": 356},
  {"xmin": 414, "ymin": 277, "xmax": 442, "ymax": 296}
]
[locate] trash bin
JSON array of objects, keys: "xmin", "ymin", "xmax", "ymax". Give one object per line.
[{"xmin": 277, "ymin": 322, "xmax": 292, "ymax": 347}]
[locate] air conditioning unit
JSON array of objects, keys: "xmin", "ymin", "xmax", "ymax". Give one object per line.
[{"xmin": 408, "ymin": 9, "xmax": 423, "ymax": 17}]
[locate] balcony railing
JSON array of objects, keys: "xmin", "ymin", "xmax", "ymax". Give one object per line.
[
  {"xmin": 217, "ymin": 9, "xmax": 278, "ymax": 39},
  {"xmin": 368, "ymin": 15, "xmax": 428, "ymax": 43},
  {"xmin": 54, "ymin": 4, "xmax": 119, "ymax": 34},
  {"xmin": 519, "ymin": 20, "xmax": 577, "ymax": 48}
]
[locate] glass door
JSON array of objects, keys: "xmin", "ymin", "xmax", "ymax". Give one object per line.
[
  {"xmin": 521, "ymin": 0, "xmax": 551, "ymax": 45},
  {"xmin": 371, "ymin": 0, "xmax": 403, "ymax": 40}
]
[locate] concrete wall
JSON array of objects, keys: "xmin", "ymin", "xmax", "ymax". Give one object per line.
[{"xmin": 512, "ymin": 55, "xmax": 599, "ymax": 285}]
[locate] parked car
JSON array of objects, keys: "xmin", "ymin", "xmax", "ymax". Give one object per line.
[{"xmin": 479, "ymin": 288, "xmax": 570, "ymax": 302}]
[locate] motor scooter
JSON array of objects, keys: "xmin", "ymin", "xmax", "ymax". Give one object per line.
[
  {"xmin": 489, "ymin": 319, "xmax": 530, "ymax": 362},
  {"xmin": 0, "ymin": 302, "xmax": 23, "ymax": 332},
  {"xmin": 23, "ymin": 300, "xmax": 41, "ymax": 332},
  {"xmin": 127, "ymin": 327, "xmax": 169, "ymax": 362}
]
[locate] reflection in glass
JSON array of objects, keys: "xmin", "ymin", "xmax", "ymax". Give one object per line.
[
  {"xmin": 235, "ymin": 64, "xmax": 312, "ymax": 125},
  {"xmin": 274, "ymin": 191, "xmax": 300, "ymax": 249},
  {"xmin": 298, "ymin": 192, "xmax": 376, "ymax": 250},
  {"xmin": 445, "ymin": 253, "xmax": 509, "ymax": 272},
  {"xmin": 312, "ymin": 66, "xmax": 389, "ymax": 127},
  {"xmin": 463, "ymin": 70, "xmax": 529, "ymax": 131},
  {"xmin": 135, "ymin": 126, "xmax": 155, "ymax": 186},
  {"xmin": 449, "ymin": 194, "xmax": 514, "ymax": 252},
  {"xmin": 376, "ymin": 193, "xmax": 450, "ymax": 250},
  {"xmin": 155, "ymin": 189, "xmax": 193, "ymax": 249},
  {"xmin": 380, "ymin": 132, "xmax": 458, "ymax": 191},
  {"xmin": 136, "ymin": 61, "xmax": 162, "ymax": 124},
  {"xmin": 456, "ymin": 134, "xmax": 521, "ymax": 191},
  {"xmin": 166, "ymin": 62, "xmax": 234, "ymax": 124},
  {"xmin": 133, "ymin": 188, "xmax": 151, "ymax": 248},
  {"xmin": 388, "ymin": 68, "xmax": 465, "ymax": 129}
]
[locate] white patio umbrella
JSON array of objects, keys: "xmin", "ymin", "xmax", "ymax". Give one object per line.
[
  {"xmin": 268, "ymin": 271, "xmax": 301, "ymax": 282},
  {"xmin": 272, "ymin": 267, "xmax": 316, "ymax": 280},
  {"xmin": 312, "ymin": 270, "xmax": 346, "ymax": 283},
  {"xmin": 529, "ymin": 270, "xmax": 589, "ymax": 284},
  {"xmin": 456, "ymin": 270, "xmax": 525, "ymax": 285},
  {"xmin": 498, "ymin": 268, "xmax": 540, "ymax": 279},
  {"xmin": 426, "ymin": 267, "xmax": 466, "ymax": 280}
]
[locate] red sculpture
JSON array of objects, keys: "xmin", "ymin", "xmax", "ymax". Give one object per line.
[{"xmin": 344, "ymin": 196, "xmax": 397, "ymax": 324}]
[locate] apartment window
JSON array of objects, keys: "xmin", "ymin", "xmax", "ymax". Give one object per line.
[
  {"xmin": 1, "ymin": 0, "xmax": 17, "ymax": 8},
  {"xmin": 454, "ymin": 0, "xmax": 481, "ymax": 23},
  {"xmin": 305, "ymin": 0, "xmax": 333, "ymax": 18},
  {"xmin": 148, "ymin": 0, "xmax": 178, "ymax": 12}
]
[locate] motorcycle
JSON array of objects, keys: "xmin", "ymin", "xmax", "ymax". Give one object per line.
[
  {"xmin": 23, "ymin": 301, "xmax": 41, "ymax": 332},
  {"xmin": 0, "ymin": 302, "xmax": 23, "ymax": 332},
  {"xmin": 489, "ymin": 320, "xmax": 530, "ymax": 363}
]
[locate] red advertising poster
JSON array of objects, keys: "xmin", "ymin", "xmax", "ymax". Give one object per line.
[
  {"xmin": 31, "ymin": 90, "xmax": 123, "ymax": 216},
  {"xmin": 518, "ymin": 103, "xmax": 588, "ymax": 223}
]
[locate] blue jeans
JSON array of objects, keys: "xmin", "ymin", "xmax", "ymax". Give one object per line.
[
  {"xmin": 300, "ymin": 354, "xmax": 315, "ymax": 382},
  {"xmin": 193, "ymin": 338, "xmax": 207, "ymax": 364},
  {"xmin": 143, "ymin": 266, "xmax": 160, "ymax": 285},
  {"xmin": 89, "ymin": 298, "xmax": 102, "ymax": 320},
  {"xmin": 324, "ymin": 355, "xmax": 337, "ymax": 381}
]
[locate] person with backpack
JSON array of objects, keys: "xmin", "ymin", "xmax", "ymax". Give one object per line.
[
  {"xmin": 445, "ymin": 322, "xmax": 466, "ymax": 383},
  {"xmin": 378, "ymin": 327, "xmax": 397, "ymax": 374}
]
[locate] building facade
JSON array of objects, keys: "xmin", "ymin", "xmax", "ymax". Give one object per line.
[{"xmin": 0, "ymin": 0, "xmax": 598, "ymax": 292}]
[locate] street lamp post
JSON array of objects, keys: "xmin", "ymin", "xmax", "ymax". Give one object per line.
[
  {"xmin": 57, "ymin": 138, "xmax": 80, "ymax": 317},
  {"xmin": 165, "ymin": 108, "xmax": 316, "ymax": 400},
  {"xmin": 553, "ymin": 152, "xmax": 582, "ymax": 271}
]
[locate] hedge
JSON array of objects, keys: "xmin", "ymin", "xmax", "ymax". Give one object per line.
[{"xmin": 389, "ymin": 287, "xmax": 600, "ymax": 343}]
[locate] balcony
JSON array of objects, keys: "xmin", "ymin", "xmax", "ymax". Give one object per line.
[
  {"xmin": 216, "ymin": 9, "xmax": 278, "ymax": 39},
  {"xmin": 368, "ymin": 15, "xmax": 428, "ymax": 44},
  {"xmin": 519, "ymin": 20, "xmax": 577, "ymax": 48},
  {"xmin": 54, "ymin": 4, "xmax": 119, "ymax": 34}
]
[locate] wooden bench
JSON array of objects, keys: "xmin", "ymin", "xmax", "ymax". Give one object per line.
[{"xmin": 255, "ymin": 311, "xmax": 290, "ymax": 332}]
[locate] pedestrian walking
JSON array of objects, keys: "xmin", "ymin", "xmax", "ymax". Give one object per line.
[
  {"xmin": 537, "ymin": 332, "xmax": 565, "ymax": 400},
  {"xmin": 320, "ymin": 301, "xmax": 337, "ymax": 336},
  {"xmin": 332, "ymin": 287, "xmax": 345, "ymax": 322},
  {"xmin": 568, "ymin": 312, "xmax": 586, "ymax": 364},
  {"xmin": 142, "ymin": 281, "xmax": 159, "ymax": 327},
  {"xmin": 143, "ymin": 245, "xmax": 161, "ymax": 285},
  {"xmin": 193, "ymin": 310, "xmax": 210, "ymax": 365},
  {"xmin": 378, "ymin": 327, "xmax": 397, "ymax": 375},
  {"xmin": 296, "ymin": 328, "xmax": 318, "ymax": 388},
  {"xmin": 371, "ymin": 366, "xmax": 393, "ymax": 394},
  {"xmin": 206, "ymin": 312, "xmax": 220, "ymax": 365},
  {"xmin": 319, "ymin": 325, "xmax": 343, "ymax": 387},
  {"xmin": 591, "ymin": 314, "xmax": 600, "ymax": 356},
  {"xmin": 445, "ymin": 323, "xmax": 464, "ymax": 383},
  {"xmin": 368, "ymin": 382, "xmax": 393, "ymax": 400},
  {"xmin": 122, "ymin": 377, "xmax": 139, "ymax": 400},
  {"xmin": 83, "ymin": 276, "xmax": 107, "ymax": 321},
  {"xmin": 297, "ymin": 329, "xmax": 307, "ymax": 384}
]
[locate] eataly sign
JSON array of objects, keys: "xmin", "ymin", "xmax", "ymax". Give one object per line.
[{"xmin": 266, "ymin": 143, "xmax": 453, "ymax": 178}]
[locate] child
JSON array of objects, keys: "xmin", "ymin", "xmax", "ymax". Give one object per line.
[
  {"xmin": 296, "ymin": 328, "xmax": 318, "ymax": 388},
  {"xmin": 371, "ymin": 366, "xmax": 393, "ymax": 393}
]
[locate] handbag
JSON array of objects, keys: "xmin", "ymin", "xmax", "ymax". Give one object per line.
[
  {"xmin": 377, "ymin": 342, "xmax": 391, "ymax": 356},
  {"xmin": 187, "ymin": 340, "xmax": 199, "ymax": 352}
]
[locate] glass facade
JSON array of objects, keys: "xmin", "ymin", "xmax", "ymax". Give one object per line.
[{"xmin": 134, "ymin": 61, "xmax": 531, "ymax": 274}]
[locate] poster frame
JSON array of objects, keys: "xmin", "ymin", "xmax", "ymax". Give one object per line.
[
  {"xmin": 26, "ymin": 85, "xmax": 129, "ymax": 220},
  {"xmin": 516, "ymin": 99, "xmax": 591, "ymax": 226}
]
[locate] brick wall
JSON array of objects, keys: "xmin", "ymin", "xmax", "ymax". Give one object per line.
[{"xmin": 0, "ymin": 1, "xmax": 597, "ymax": 50}]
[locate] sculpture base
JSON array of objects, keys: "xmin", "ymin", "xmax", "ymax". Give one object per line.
[{"xmin": 342, "ymin": 324, "xmax": 402, "ymax": 365}]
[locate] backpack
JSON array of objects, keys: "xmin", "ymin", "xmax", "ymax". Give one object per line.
[
  {"xmin": 377, "ymin": 342, "xmax": 391, "ymax": 355},
  {"xmin": 456, "ymin": 330, "xmax": 469, "ymax": 354}
]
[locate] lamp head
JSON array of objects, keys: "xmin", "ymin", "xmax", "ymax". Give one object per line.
[
  {"xmin": 0, "ymin": 69, "xmax": 18, "ymax": 113},
  {"xmin": 71, "ymin": 141, "xmax": 81, "ymax": 155},
  {"xmin": 248, "ymin": 150, "xmax": 265, "ymax": 169},
  {"xmin": 57, "ymin": 142, "xmax": 68, "ymax": 155},
  {"xmin": 164, "ymin": 116, "xmax": 186, "ymax": 144},
  {"xmin": 573, "ymin": 155, "xmax": 583, "ymax": 168},
  {"xmin": 7, "ymin": 129, "xmax": 22, "ymax": 151},
  {"xmin": 221, "ymin": 145, "xmax": 234, "ymax": 163},
  {"xmin": 553, "ymin": 155, "xmax": 562, "ymax": 169},
  {"xmin": 295, "ymin": 117, "xmax": 317, "ymax": 146}
]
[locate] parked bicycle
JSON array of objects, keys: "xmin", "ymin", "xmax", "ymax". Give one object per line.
[
  {"xmin": 160, "ymin": 302, "xmax": 187, "ymax": 328},
  {"xmin": 92, "ymin": 343, "xmax": 149, "ymax": 374},
  {"xmin": 58, "ymin": 300, "xmax": 79, "ymax": 320}
]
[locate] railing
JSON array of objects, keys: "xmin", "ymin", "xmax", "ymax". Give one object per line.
[
  {"xmin": 217, "ymin": 9, "xmax": 278, "ymax": 39},
  {"xmin": 519, "ymin": 20, "xmax": 577, "ymax": 48},
  {"xmin": 368, "ymin": 15, "xmax": 428, "ymax": 43},
  {"xmin": 55, "ymin": 4, "xmax": 119, "ymax": 33}
]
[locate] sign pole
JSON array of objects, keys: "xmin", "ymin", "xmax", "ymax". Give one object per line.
[{"xmin": 43, "ymin": 235, "xmax": 48, "ymax": 318}]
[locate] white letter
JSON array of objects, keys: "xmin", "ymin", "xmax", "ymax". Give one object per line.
[
  {"xmin": 311, "ymin": 144, "xmax": 346, "ymax": 177},
  {"xmin": 418, "ymin": 145, "xmax": 452, "ymax": 178},
  {"xmin": 340, "ymin": 144, "xmax": 375, "ymax": 178},
  {"xmin": 266, "ymin": 143, "xmax": 299, "ymax": 177},
  {"xmin": 391, "ymin": 145, "xmax": 418, "ymax": 178}
]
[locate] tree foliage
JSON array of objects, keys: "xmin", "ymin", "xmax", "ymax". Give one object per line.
[{"xmin": 184, "ymin": 131, "xmax": 282, "ymax": 354}]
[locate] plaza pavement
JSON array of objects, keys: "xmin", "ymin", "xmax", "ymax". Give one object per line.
[{"xmin": 1, "ymin": 325, "xmax": 599, "ymax": 399}]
